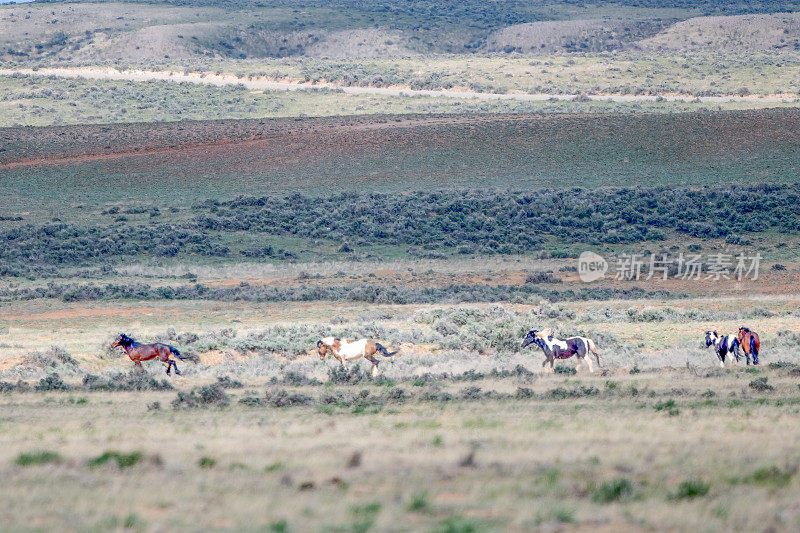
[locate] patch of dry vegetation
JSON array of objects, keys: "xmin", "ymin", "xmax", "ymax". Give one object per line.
[
  {"xmin": 0, "ymin": 369, "xmax": 799, "ymax": 530},
  {"xmin": 639, "ymin": 12, "xmax": 800, "ymax": 52}
]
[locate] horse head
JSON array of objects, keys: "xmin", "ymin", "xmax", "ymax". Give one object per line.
[
  {"xmin": 521, "ymin": 329, "xmax": 538, "ymax": 348},
  {"xmin": 112, "ymin": 333, "xmax": 133, "ymax": 348},
  {"xmin": 316, "ymin": 339, "xmax": 330, "ymax": 359},
  {"xmin": 705, "ymin": 331, "xmax": 718, "ymax": 347},
  {"xmin": 317, "ymin": 337, "xmax": 342, "ymax": 359}
]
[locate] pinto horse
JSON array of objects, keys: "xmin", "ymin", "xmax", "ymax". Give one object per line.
[
  {"xmin": 705, "ymin": 331, "xmax": 740, "ymax": 368},
  {"xmin": 317, "ymin": 337, "xmax": 397, "ymax": 376},
  {"xmin": 111, "ymin": 334, "xmax": 197, "ymax": 375},
  {"xmin": 521, "ymin": 328, "xmax": 600, "ymax": 373},
  {"xmin": 737, "ymin": 326, "xmax": 760, "ymax": 365}
]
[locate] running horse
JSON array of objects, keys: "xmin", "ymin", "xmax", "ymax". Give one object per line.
[
  {"xmin": 111, "ymin": 334, "xmax": 197, "ymax": 375},
  {"xmin": 317, "ymin": 337, "xmax": 398, "ymax": 376},
  {"xmin": 704, "ymin": 331, "xmax": 740, "ymax": 368},
  {"xmin": 521, "ymin": 328, "xmax": 601, "ymax": 373},
  {"xmin": 737, "ymin": 326, "xmax": 761, "ymax": 365}
]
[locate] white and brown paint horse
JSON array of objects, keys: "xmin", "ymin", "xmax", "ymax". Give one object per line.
[
  {"xmin": 317, "ymin": 337, "xmax": 398, "ymax": 376},
  {"xmin": 522, "ymin": 328, "xmax": 601, "ymax": 373},
  {"xmin": 705, "ymin": 331, "xmax": 740, "ymax": 368}
]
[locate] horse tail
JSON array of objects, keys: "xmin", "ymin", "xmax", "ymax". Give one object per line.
[
  {"xmin": 587, "ymin": 339, "xmax": 601, "ymax": 367},
  {"xmin": 168, "ymin": 345, "xmax": 185, "ymax": 359},
  {"xmin": 375, "ymin": 343, "xmax": 397, "ymax": 358},
  {"xmin": 168, "ymin": 345, "xmax": 199, "ymax": 363},
  {"xmin": 751, "ymin": 335, "xmax": 759, "ymax": 356},
  {"xmin": 587, "ymin": 338, "xmax": 598, "ymax": 355}
]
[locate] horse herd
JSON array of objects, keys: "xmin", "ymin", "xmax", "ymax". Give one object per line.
[{"xmin": 111, "ymin": 325, "xmax": 762, "ymax": 377}]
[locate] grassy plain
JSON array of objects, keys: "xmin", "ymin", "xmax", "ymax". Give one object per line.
[
  {"xmin": 5, "ymin": 72, "xmax": 758, "ymax": 129},
  {"xmin": 1, "ymin": 367, "xmax": 800, "ymax": 531},
  {"xmin": 3, "ymin": 111, "xmax": 800, "ymax": 213},
  {"xmin": 187, "ymin": 52, "xmax": 800, "ymax": 98},
  {"xmin": 2, "ymin": 2, "xmax": 800, "ymax": 529}
]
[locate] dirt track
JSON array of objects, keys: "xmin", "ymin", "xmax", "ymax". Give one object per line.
[{"xmin": 1, "ymin": 66, "xmax": 796, "ymax": 104}]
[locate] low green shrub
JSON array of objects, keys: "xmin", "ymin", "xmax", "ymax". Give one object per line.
[
  {"xmin": 15, "ymin": 450, "xmax": 62, "ymax": 466},
  {"xmin": 591, "ymin": 478, "xmax": 636, "ymax": 503},
  {"xmin": 88, "ymin": 451, "xmax": 143, "ymax": 469},
  {"xmin": 671, "ymin": 479, "xmax": 710, "ymax": 499}
]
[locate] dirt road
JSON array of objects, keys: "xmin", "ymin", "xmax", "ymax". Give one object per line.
[{"xmin": 2, "ymin": 66, "xmax": 796, "ymax": 104}]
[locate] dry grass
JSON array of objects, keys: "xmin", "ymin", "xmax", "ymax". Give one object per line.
[
  {"xmin": 639, "ymin": 12, "xmax": 800, "ymax": 52},
  {"xmin": 2, "ymin": 295, "xmax": 799, "ymax": 379},
  {"xmin": 0, "ymin": 370, "xmax": 799, "ymax": 530}
]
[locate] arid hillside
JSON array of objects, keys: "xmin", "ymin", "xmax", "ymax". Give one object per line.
[
  {"xmin": 638, "ymin": 12, "xmax": 800, "ymax": 52},
  {"xmin": 3, "ymin": 1, "xmax": 800, "ymax": 63}
]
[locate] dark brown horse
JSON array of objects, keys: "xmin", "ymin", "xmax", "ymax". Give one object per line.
[
  {"xmin": 111, "ymin": 334, "xmax": 198, "ymax": 375},
  {"xmin": 737, "ymin": 327, "xmax": 760, "ymax": 365}
]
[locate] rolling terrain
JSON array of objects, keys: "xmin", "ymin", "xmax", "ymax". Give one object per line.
[
  {"xmin": 3, "ymin": 1, "xmax": 800, "ymax": 62},
  {"xmin": 3, "ymin": 110, "xmax": 799, "ymax": 210},
  {"xmin": 2, "ymin": 1, "xmax": 800, "ymax": 531}
]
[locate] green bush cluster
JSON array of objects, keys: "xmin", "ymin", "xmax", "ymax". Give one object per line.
[
  {"xmin": 2, "ymin": 185, "xmax": 794, "ymax": 278},
  {"xmin": 0, "ymin": 280, "xmax": 676, "ymax": 304},
  {"xmin": 195, "ymin": 185, "xmax": 798, "ymax": 253}
]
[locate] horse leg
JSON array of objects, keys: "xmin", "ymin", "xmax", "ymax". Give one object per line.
[
  {"xmin": 172, "ymin": 360, "xmax": 181, "ymax": 375},
  {"xmin": 365, "ymin": 355, "xmax": 379, "ymax": 376},
  {"xmin": 133, "ymin": 360, "xmax": 144, "ymax": 372},
  {"xmin": 585, "ymin": 355, "xmax": 594, "ymax": 374}
]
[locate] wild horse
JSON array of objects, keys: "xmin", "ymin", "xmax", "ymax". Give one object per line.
[
  {"xmin": 704, "ymin": 331, "xmax": 740, "ymax": 368},
  {"xmin": 112, "ymin": 334, "xmax": 197, "ymax": 375},
  {"xmin": 522, "ymin": 328, "xmax": 601, "ymax": 373},
  {"xmin": 317, "ymin": 337, "xmax": 398, "ymax": 376},
  {"xmin": 737, "ymin": 326, "xmax": 761, "ymax": 365}
]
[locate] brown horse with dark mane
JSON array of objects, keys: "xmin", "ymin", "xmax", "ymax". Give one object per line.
[
  {"xmin": 111, "ymin": 334, "xmax": 198, "ymax": 375},
  {"xmin": 737, "ymin": 326, "xmax": 760, "ymax": 365}
]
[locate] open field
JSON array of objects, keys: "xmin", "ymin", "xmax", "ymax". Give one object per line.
[
  {"xmin": 2, "ymin": 292, "xmax": 800, "ymax": 530},
  {"xmin": 2, "ymin": 110, "xmax": 800, "ymax": 213},
  {"xmin": 2, "ymin": 366, "xmax": 800, "ymax": 531},
  {"xmin": 3, "ymin": 2, "xmax": 800, "ymax": 529},
  {"xmin": 3, "ymin": 2, "xmax": 800, "ymax": 129},
  {"xmin": 3, "ymin": 294, "xmax": 800, "ymax": 370},
  {"xmin": 7, "ymin": 69, "xmax": 775, "ymax": 129},
  {"xmin": 2, "ymin": 252, "xmax": 800, "ymax": 531},
  {"xmin": 3, "ymin": 54, "xmax": 800, "ymax": 128}
]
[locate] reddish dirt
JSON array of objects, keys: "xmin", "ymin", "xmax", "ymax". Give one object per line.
[
  {"xmin": 2, "ymin": 110, "xmax": 798, "ymax": 176},
  {"xmin": 0, "ymin": 114, "xmax": 499, "ymax": 168},
  {"xmin": 0, "ymin": 357, "xmax": 25, "ymax": 371},
  {"xmin": 199, "ymin": 267, "xmax": 800, "ymax": 297},
  {"xmin": 0, "ymin": 307, "xmax": 172, "ymax": 321}
]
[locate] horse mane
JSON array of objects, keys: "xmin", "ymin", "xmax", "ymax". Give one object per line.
[
  {"xmin": 118, "ymin": 333, "xmax": 136, "ymax": 347},
  {"xmin": 539, "ymin": 328, "xmax": 554, "ymax": 339}
]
